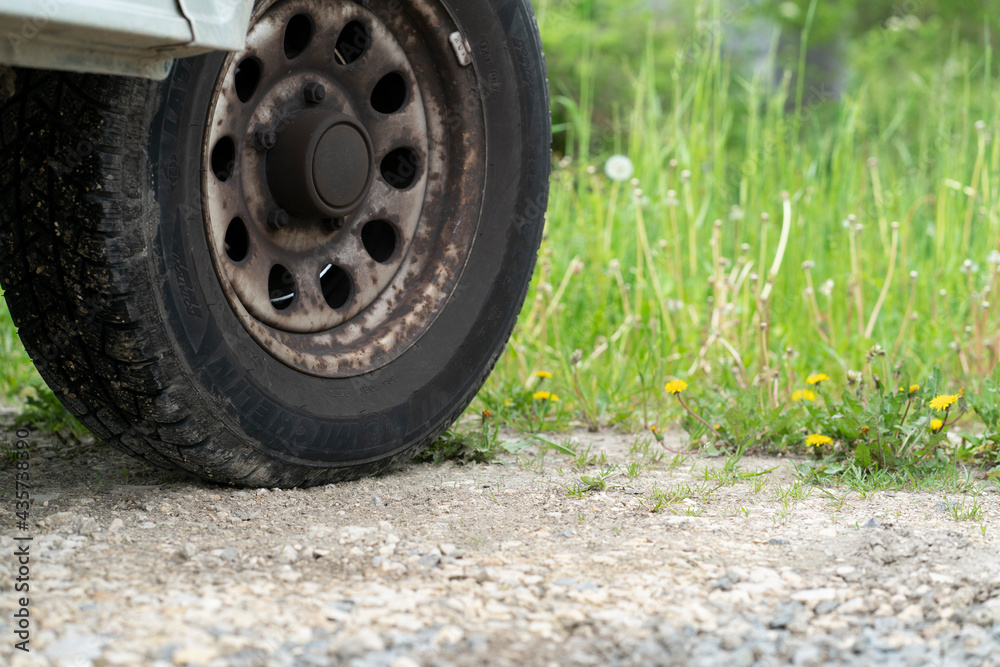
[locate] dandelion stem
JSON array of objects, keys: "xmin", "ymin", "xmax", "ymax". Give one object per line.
[
  {"xmin": 865, "ymin": 222, "xmax": 899, "ymax": 339},
  {"xmin": 760, "ymin": 193, "xmax": 791, "ymax": 302},
  {"xmin": 675, "ymin": 394, "xmax": 721, "ymax": 439},
  {"xmin": 898, "ymin": 397, "xmax": 912, "ymax": 429}
]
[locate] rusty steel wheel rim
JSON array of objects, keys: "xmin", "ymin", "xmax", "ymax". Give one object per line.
[{"xmin": 202, "ymin": 0, "xmax": 486, "ymax": 377}]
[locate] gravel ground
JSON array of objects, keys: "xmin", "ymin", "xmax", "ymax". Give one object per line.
[{"xmin": 1, "ymin": 415, "xmax": 999, "ymax": 667}]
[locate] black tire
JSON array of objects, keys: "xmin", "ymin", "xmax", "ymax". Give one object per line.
[{"xmin": 0, "ymin": 0, "xmax": 549, "ymax": 487}]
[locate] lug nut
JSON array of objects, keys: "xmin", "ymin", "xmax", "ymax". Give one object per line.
[
  {"xmin": 303, "ymin": 82, "xmax": 326, "ymax": 104},
  {"xmin": 253, "ymin": 128, "xmax": 277, "ymax": 151},
  {"xmin": 325, "ymin": 217, "xmax": 345, "ymax": 231},
  {"xmin": 267, "ymin": 209, "xmax": 290, "ymax": 231}
]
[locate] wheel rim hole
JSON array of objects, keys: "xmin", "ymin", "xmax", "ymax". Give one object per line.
[
  {"xmin": 320, "ymin": 264, "xmax": 352, "ymax": 309},
  {"xmin": 234, "ymin": 57, "xmax": 261, "ymax": 103},
  {"xmin": 268, "ymin": 265, "xmax": 296, "ymax": 310},
  {"xmin": 335, "ymin": 21, "xmax": 370, "ymax": 65},
  {"xmin": 284, "ymin": 14, "xmax": 313, "ymax": 59},
  {"xmin": 380, "ymin": 147, "xmax": 419, "ymax": 189},
  {"xmin": 371, "ymin": 72, "xmax": 407, "ymax": 114},
  {"xmin": 211, "ymin": 137, "xmax": 236, "ymax": 182},
  {"xmin": 224, "ymin": 217, "xmax": 249, "ymax": 262},
  {"xmin": 362, "ymin": 220, "xmax": 397, "ymax": 263}
]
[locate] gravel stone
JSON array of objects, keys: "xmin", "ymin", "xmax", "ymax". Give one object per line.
[{"xmin": 3, "ymin": 426, "xmax": 999, "ymax": 667}]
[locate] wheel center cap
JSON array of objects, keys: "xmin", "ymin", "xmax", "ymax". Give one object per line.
[
  {"xmin": 313, "ymin": 124, "xmax": 370, "ymax": 208},
  {"xmin": 266, "ymin": 109, "xmax": 374, "ymax": 219}
]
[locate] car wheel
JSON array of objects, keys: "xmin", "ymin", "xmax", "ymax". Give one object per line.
[{"xmin": 0, "ymin": 0, "xmax": 549, "ymax": 486}]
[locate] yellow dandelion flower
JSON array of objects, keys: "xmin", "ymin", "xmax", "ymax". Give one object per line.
[
  {"xmin": 909, "ymin": 384, "xmax": 920, "ymax": 394},
  {"xmin": 805, "ymin": 433, "xmax": 833, "ymax": 447},
  {"xmin": 928, "ymin": 394, "xmax": 959, "ymax": 411},
  {"xmin": 806, "ymin": 373, "xmax": 830, "ymax": 385},
  {"xmin": 929, "ymin": 418, "xmax": 944, "ymax": 432},
  {"xmin": 550, "ymin": 394, "xmax": 560, "ymax": 402},
  {"xmin": 534, "ymin": 371, "xmax": 553, "ymax": 379},
  {"xmin": 792, "ymin": 389, "xmax": 816, "ymax": 402},
  {"xmin": 532, "ymin": 391, "xmax": 552, "ymax": 401},
  {"xmin": 504, "ymin": 398, "xmax": 514, "ymax": 407},
  {"xmin": 664, "ymin": 379, "xmax": 688, "ymax": 394}
]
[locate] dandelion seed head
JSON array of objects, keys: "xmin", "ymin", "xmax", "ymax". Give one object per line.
[
  {"xmin": 630, "ymin": 177, "xmax": 640, "ymax": 188},
  {"xmin": 609, "ymin": 259, "xmax": 620, "ymax": 271},
  {"xmin": 603, "ymin": 155, "xmax": 634, "ymax": 181},
  {"xmin": 669, "ymin": 159, "xmax": 678, "ymax": 169},
  {"xmin": 658, "ymin": 239, "xmax": 668, "ymax": 250},
  {"xmin": 987, "ymin": 250, "xmax": 1000, "ymax": 265},
  {"xmin": 975, "ymin": 120, "xmax": 987, "ymax": 132},
  {"xmin": 847, "ymin": 214, "xmax": 857, "ymax": 223},
  {"xmin": 761, "ymin": 212, "xmax": 770, "ymax": 223},
  {"xmin": 939, "ymin": 289, "xmax": 947, "ymax": 297},
  {"xmin": 802, "ymin": 260, "xmax": 815, "ymax": 270},
  {"xmin": 730, "ymin": 205, "xmax": 744, "ymax": 221},
  {"xmin": 891, "ymin": 221, "xmax": 900, "ymax": 230},
  {"xmin": 680, "ymin": 169, "xmax": 691, "ymax": 181},
  {"xmin": 909, "ymin": 271, "xmax": 918, "ymax": 280},
  {"xmin": 558, "ymin": 156, "xmax": 571, "ymax": 168}
]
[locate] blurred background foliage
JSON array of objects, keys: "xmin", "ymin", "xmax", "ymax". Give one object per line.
[{"xmin": 537, "ymin": 0, "xmax": 997, "ymax": 155}]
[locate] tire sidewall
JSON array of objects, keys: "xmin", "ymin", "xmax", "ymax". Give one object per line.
[{"xmin": 149, "ymin": 0, "xmax": 548, "ymax": 466}]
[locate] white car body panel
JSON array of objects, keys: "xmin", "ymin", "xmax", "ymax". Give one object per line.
[{"xmin": 0, "ymin": 0, "xmax": 252, "ymax": 79}]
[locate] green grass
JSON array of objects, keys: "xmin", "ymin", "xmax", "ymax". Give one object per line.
[
  {"xmin": 473, "ymin": 1, "xmax": 1000, "ymax": 480},
  {"xmin": 0, "ymin": 297, "xmax": 36, "ymax": 402}
]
